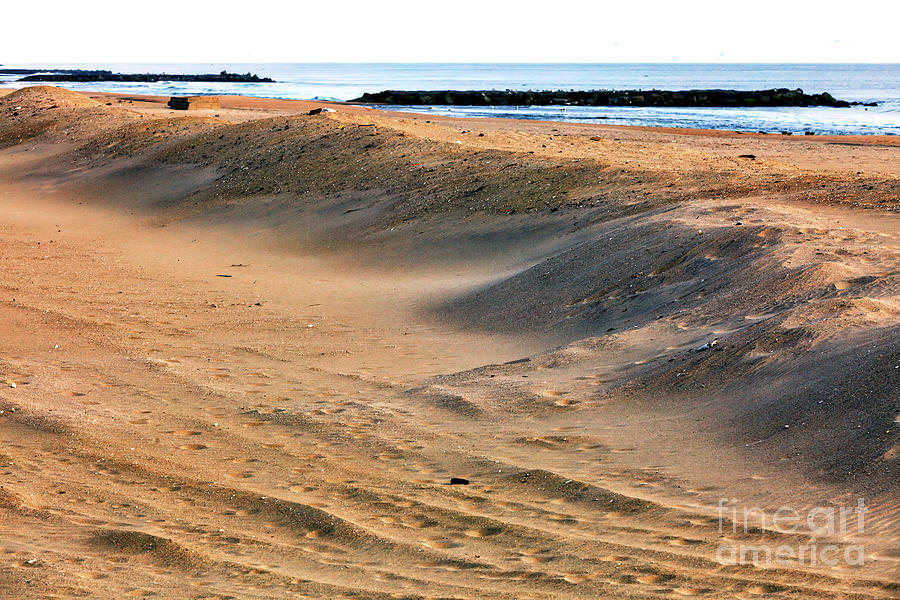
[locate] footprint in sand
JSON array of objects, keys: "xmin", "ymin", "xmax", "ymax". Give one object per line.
[
  {"xmin": 548, "ymin": 514, "xmax": 578, "ymax": 524},
  {"xmin": 401, "ymin": 515, "xmax": 429, "ymax": 528},
  {"xmin": 123, "ymin": 588, "xmax": 149, "ymax": 597},
  {"xmin": 673, "ymin": 587, "xmax": 704, "ymax": 596},
  {"xmin": 520, "ymin": 555, "xmax": 553, "ymax": 564},
  {"xmin": 375, "ymin": 453, "xmax": 404, "ymax": 461},
  {"xmin": 463, "ymin": 527, "xmax": 500, "ymax": 538},
  {"xmin": 636, "ymin": 574, "xmax": 674, "ymax": 584},
  {"xmin": 179, "ymin": 444, "xmax": 207, "ymax": 450},
  {"xmin": 599, "ymin": 554, "xmax": 629, "ymax": 562},
  {"xmin": 554, "ymin": 397, "xmax": 579, "ymax": 407},
  {"xmin": 663, "ymin": 536, "xmax": 702, "ymax": 547},
  {"xmin": 289, "ymin": 485, "xmax": 317, "ymax": 493},
  {"xmin": 424, "ymin": 539, "xmax": 460, "ymax": 550},
  {"xmin": 746, "ymin": 584, "xmax": 782, "ymax": 595}
]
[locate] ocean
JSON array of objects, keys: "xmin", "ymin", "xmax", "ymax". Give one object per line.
[{"xmin": 1, "ymin": 63, "xmax": 898, "ymax": 135}]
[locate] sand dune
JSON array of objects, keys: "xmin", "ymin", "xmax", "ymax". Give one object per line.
[{"xmin": 0, "ymin": 86, "xmax": 897, "ymax": 598}]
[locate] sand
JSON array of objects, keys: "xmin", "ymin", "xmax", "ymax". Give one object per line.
[{"xmin": 0, "ymin": 86, "xmax": 897, "ymax": 599}]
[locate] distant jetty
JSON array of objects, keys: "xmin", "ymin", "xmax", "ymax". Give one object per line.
[
  {"xmin": 0, "ymin": 69, "xmax": 46, "ymax": 75},
  {"xmin": 12, "ymin": 70, "xmax": 274, "ymax": 83},
  {"xmin": 353, "ymin": 88, "xmax": 872, "ymax": 108}
]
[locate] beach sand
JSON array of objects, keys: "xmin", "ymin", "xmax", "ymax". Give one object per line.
[{"xmin": 0, "ymin": 86, "xmax": 897, "ymax": 599}]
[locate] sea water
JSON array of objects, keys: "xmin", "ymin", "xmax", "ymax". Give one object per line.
[{"xmin": 1, "ymin": 63, "xmax": 897, "ymax": 135}]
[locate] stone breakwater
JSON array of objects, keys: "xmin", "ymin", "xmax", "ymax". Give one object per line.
[
  {"xmin": 353, "ymin": 88, "xmax": 871, "ymax": 108},
  {"xmin": 17, "ymin": 70, "xmax": 274, "ymax": 83}
]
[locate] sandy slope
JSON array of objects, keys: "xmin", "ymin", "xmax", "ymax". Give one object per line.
[{"xmin": 0, "ymin": 86, "xmax": 897, "ymax": 599}]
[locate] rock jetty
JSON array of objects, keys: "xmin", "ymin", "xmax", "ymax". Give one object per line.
[
  {"xmin": 353, "ymin": 88, "xmax": 871, "ymax": 108},
  {"xmin": 18, "ymin": 70, "xmax": 274, "ymax": 83}
]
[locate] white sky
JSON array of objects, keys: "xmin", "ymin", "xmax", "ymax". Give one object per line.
[{"xmin": 3, "ymin": 0, "xmax": 898, "ymax": 63}]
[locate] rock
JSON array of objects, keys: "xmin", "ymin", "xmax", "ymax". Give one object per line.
[{"xmin": 449, "ymin": 477, "xmax": 470, "ymax": 485}]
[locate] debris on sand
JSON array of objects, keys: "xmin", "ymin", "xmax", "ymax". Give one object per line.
[
  {"xmin": 168, "ymin": 96, "xmax": 220, "ymax": 111},
  {"xmin": 696, "ymin": 339, "xmax": 719, "ymax": 352}
]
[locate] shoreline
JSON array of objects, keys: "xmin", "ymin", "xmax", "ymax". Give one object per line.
[
  {"xmin": 3, "ymin": 86, "xmax": 899, "ymax": 143},
  {"xmin": 6, "ymin": 87, "xmax": 896, "ymax": 145}
]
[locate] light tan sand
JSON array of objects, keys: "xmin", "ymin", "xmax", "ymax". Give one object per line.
[{"xmin": 0, "ymin": 86, "xmax": 897, "ymax": 598}]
